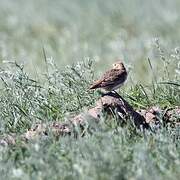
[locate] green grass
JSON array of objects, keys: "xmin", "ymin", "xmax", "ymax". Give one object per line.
[
  {"xmin": 0, "ymin": 0, "xmax": 180, "ymax": 179},
  {"xmin": 0, "ymin": 57, "xmax": 179, "ymax": 180}
]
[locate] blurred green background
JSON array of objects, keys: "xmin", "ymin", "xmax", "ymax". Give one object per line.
[{"xmin": 0, "ymin": 0, "xmax": 180, "ymax": 83}]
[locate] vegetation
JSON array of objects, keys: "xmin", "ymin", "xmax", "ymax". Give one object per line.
[{"xmin": 0, "ymin": 0, "xmax": 179, "ymax": 180}]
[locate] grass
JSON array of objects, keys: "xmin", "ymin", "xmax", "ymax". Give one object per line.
[
  {"xmin": 0, "ymin": 57, "xmax": 179, "ymax": 180},
  {"xmin": 0, "ymin": 0, "xmax": 180, "ymax": 80},
  {"xmin": 0, "ymin": 0, "xmax": 179, "ymax": 179}
]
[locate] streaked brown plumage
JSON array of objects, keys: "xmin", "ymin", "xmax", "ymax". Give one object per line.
[{"xmin": 89, "ymin": 61, "xmax": 127, "ymax": 92}]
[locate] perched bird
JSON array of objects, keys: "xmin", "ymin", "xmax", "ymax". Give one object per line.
[{"xmin": 89, "ymin": 61, "xmax": 127, "ymax": 92}]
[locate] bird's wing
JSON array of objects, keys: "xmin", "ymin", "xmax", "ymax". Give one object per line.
[{"xmin": 90, "ymin": 69, "xmax": 126, "ymax": 89}]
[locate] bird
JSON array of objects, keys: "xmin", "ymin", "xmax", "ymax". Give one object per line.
[{"xmin": 89, "ymin": 61, "xmax": 127, "ymax": 93}]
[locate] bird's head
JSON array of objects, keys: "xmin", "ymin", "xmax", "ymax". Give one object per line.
[{"xmin": 112, "ymin": 61, "xmax": 126, "ymax": 70}]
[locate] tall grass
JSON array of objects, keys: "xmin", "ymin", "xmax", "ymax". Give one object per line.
[{"xmin": 0, "ymin": 53, "xmax": 179, "ymax": 179}]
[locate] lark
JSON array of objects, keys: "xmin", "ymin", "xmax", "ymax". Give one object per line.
[{"xmin": 89, "ymin": 61, "xmax": 127, "ymax": 92}]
